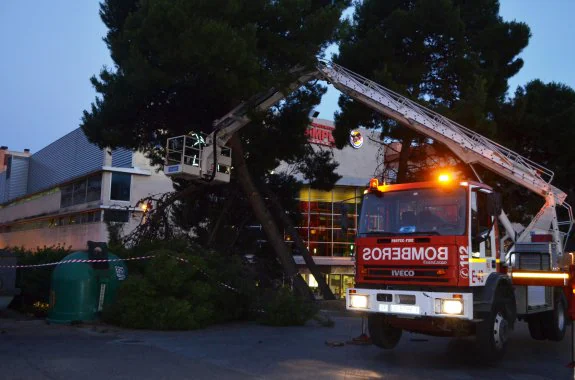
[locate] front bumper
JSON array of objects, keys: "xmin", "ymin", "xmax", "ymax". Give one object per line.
[{"xmin": 346, "ymin": 288, "xmax": 474, "ymax": 320}]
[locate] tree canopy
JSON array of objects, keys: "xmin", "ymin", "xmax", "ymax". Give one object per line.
[
  {"xmin": 333, "ymin": 0, "xmax": 530, "ymax": 182},
  {"xmin": 83, "ymin": 0, "xmax": 348, "ymax": 153},
  {"xmin": 494, "ymin": 80, "xmax": 575, "ymax": 223},
  {"xmin": 83, "ymin": 0, "xmax": 350, "ymax": 299}
]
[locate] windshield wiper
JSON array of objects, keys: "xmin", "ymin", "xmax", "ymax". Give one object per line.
[
  {"xmin": 363, "ymin": 231, "xmax": 395, "ymax": 236},
  {"xmin": 399, "ymin": 231, "xmax": 441, "ymax": 236},
  {"xmin": 362, "ymin": 231, "xmax": 442, "ymax": 236}
]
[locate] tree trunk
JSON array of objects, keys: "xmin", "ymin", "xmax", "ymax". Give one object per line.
[
  {"xmin": 229, "ymin": 134, "xmax": 314, "ymax": 300},
  {"xmin": 261, "ymin": 183, "xmax": 336, "ymax": 300},
  {"xmin": 207, "ymin": 194, "xmax": 236, "ymax": 248},
  {"xmin": 396, "ymin": 134, "xmax": 413, "ymax": 183}
]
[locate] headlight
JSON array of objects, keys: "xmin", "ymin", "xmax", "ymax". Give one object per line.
[
  {"xmin": 440, "ymin": 299, "xmax": 463, "ymax": 315},
  {"xmin": 350, "ymin": 294, "xmax": 368, "ymax": 309}
]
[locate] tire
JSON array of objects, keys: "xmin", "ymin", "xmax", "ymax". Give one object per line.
[
  {"xmin": 543, "ymin": 291, "xmax": 567, "ymax": 341},
  {"xmin": 476, "ymin": 297, "xmax": 513, "ymax": 360},
  {"xmin": 368, "ymin": 314, "xmax": 402, "ymax": 349},
  {"xmin": 526, "ymin": 314, "xmax": 546, "ymax": 340}
]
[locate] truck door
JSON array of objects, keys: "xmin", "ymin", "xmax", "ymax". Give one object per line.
[{"xmin": 469, "ymin": 189, "xmax": 498, "ymax": 286}]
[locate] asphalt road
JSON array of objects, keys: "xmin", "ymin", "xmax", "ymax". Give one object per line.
[{"xmin": 0, "ymin": 313, "xmax": 572, "ymax": 380}]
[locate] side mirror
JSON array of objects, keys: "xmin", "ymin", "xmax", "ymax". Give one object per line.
[
  {"xmin": 340, "ymin": 203, "xmax": 349, "ymax": 233},
  {"xmin": 486, "ymin": 192, "xmax": 502, "ymax": 217},
  {"xmin": 474, "ymin": 228, "xmax": 490, "ymax": 243}
]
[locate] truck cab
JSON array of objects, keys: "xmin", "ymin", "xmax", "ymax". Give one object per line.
[
  {"xmin": 357, "ymin": 174, "xmax": 501, "ymax": 286},
  {"xmin": 346, "ymin": 173, "xmax": 515, "ymax": 354}
]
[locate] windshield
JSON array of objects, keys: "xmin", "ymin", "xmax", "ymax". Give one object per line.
[{"xmin": 358, "ymin": 187, "xmax": 466, "ymax": 236}]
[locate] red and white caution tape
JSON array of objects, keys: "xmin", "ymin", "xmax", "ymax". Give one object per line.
[
  {"xmin": 169, "ymin": 255, "xmax": 241, "ymax": 293},
  {"xmin": 0, "ymin": 255, "xmax": 157, "ymax": 269},
  {"xmin": 0, "ymin": 253, "xmax": 242, "ymax": 295}
]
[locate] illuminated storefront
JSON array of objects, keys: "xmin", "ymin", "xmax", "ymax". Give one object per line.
[
  {"xmin": 285, "ymin": 118, "xmax": 382, "ymax": 298},
  {"xmin": 293, "ymin": 186, "xmax": 362, "ymax": 298},
  {"xmin": 296, "ymin": 186, "xmax": 359, "ymax": 257}
]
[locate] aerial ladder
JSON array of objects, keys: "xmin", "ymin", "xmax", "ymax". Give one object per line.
[
  {"xmin": 165, "ymin": 60, "xmax": 573, "ymax": 265},
  {"xmin": 315, "ymin": 61, "xmax": 574, "ymax": 265},
  {"xmin": 165, "ymin": 60, "xmax": 574, "ymax": 359}
]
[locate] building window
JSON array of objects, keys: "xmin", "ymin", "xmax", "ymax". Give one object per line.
[
  {"xmin": 86, "ymin": 176, "xmax": 102, "ymax": 202},
  {"xmin": 3, "ymin": 210, "xmax": 102, "ymax": 233},
  {"xmin": 110, "ymin": 173, "xmax": 131, "ymax": 201},
  {"xmin": 60, "ymin": 175, "xmax": 102, "ymax": 208},
  {"xmin": 303, "ymin": 273, "xmax": 355, "ymax": 299},
  {"xmin": 60, "ymin": 184, "xmax": 74, "ymax": 208},
  {"xmin": 104, "ymin": 209, "xmax": 130, "ymax": 223},
  {"xmin": 72, "ymin": 180, "xmax": 87, "ymax": 206},
  {"xmin": 293, "ymin": 186, "xmax": 360, "ymax": 258}
]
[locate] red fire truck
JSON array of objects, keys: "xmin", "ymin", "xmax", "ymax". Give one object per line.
[
  {"xmin": 164, "ymin": 61, "xmax": 574, "ymax": 359},
  {"xmin": 322, "ymin": 62, "xmax": 575, "ymax": 358},
  {"xmin": 348, "ymin": 174, "xmax": 572, "ymax": 356}
]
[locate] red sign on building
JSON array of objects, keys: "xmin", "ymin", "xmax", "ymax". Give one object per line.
[{"xmin": 306, "ymin": 122, "xmax": 335, "ymax": 147}]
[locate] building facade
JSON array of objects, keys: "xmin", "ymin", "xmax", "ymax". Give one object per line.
[
  {"xmin": 1, "ymin": 119, "xmax": 383, "ymax": 298},
  {"xmin": 286, "ymin": 118, "xmax": 384, "ymax": 298},
  {"xmin": 0, "ymin": 128, "xmax": 174, "ymax": 250}
]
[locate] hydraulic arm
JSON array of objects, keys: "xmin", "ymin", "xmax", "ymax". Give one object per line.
[
  {"xmin": 315, "ymin": 61, "xmax": 573, "ymax": 258},
  {"xmin": 165, "ymin": 60, "xmax": 573, "ymax": 258}
]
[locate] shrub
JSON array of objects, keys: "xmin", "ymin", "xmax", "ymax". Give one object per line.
[
  {"xmin": 103, "ymin": 272, "xmax": 208, "ymax": 330},
  {"xmin": 259, "ymin": 287, "xmax": 317, "ymax": 326},
  {"xmin": 11, "ymin": 245, "xmax": 71, "ymax": 316},
  {"xmin": 103, "ymin": 245, "xmax": 256, "ymax": 330}
]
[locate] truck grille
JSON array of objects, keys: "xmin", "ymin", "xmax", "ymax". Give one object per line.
[{"xmin": 362, "ymin": 264, "xmax": 450, "ymax": 283}]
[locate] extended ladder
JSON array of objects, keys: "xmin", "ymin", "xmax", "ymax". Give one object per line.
[
  {"xmin": 316, "ymin": 60, "xmax": 573, "ymax": 254},
  {"xmin": 164, "ymin": 60, "xmax": 573, "ymax": 253}
]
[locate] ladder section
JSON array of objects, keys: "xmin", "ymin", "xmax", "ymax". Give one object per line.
[{"xmin": 317, "ymin": 61, "xmax": 566, "ymax": 205}]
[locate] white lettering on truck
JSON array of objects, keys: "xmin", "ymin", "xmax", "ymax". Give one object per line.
[
  {"xmin": 391, "ymin": 269, "xmax": 415, "ymax": 276},
  {"xmin": 363, "ymin": 247, "xmax": 448, "ymax": 262}
]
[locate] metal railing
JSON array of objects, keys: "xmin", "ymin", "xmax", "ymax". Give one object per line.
[{"xmin": 165, "ymin": 133, "xmax": 207, "ymax": 167}]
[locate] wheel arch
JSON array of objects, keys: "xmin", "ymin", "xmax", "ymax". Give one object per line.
[{"xmin": 474, "ymin": 273, "xmax": 516, "ymax": 320}]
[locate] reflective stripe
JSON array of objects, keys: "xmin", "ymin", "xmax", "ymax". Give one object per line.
[{"xmin": 512, "ymin": 272, "xmax": 569, "ymax": 279}]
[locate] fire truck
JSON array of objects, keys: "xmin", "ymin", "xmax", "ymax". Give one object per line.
[
  {"xmin": 321, "ymin": 63, "xmax": 575, "ymax": 358},
  {"xmin": 164, "ymin": 61, "xmax": 574, "ymax": 358}
]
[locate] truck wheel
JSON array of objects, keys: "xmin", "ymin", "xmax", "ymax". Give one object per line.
[
  {"xmin": 476, "ymin": 298, "xmax": 512, "ymax": 360},
  {"xmin": 368, "ymin": 314, "xmax": 402, "ymax": 349},
  {"xmin": 526, "ymin": 314, "xmax": 546, "ymax": 340},
  {"xmin": 543, "ymin": 291, "xmax": 567, "ymax": 341}
]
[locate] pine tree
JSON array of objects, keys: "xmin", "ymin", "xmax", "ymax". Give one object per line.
[
  {"xmin": 333, "ymin": 0, "xmax": 530, "ymax": 182},
  {"xmin": 83, "ymin": 0, "xmax": 350, "ymax": 299}
]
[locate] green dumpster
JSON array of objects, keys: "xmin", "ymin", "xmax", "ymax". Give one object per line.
[{"xmin": 47, "ymin": 242, "xmax": 127, "ymax": 324}]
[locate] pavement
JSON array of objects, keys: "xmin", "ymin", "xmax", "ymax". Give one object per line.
[{"xmin": 0, "ymin": 310, "xmax": 573, "ymax": 380}]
